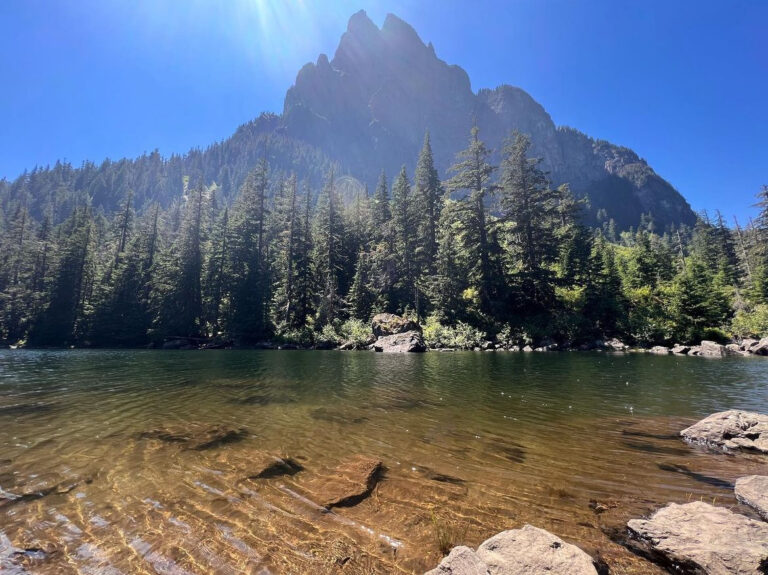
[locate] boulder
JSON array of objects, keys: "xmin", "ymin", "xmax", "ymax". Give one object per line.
[
  {"xmin": 522, "ymin": 345, "xmax": 533, "ymax": 352},
  {"xmin": 726, "ymin": 343, "xmax": 747, "ymax": 356},
  {"xmin": 425, "ymin": 546, "xmax": 489, "ymax": 575},
  {"xmin": 605, "ymin": 338, "xmax": 628, "ymax": 351},
  {"xmin": 319, "ymin": 455, "xmax": 383, "ymax": 508},
  {"xmin": 751, "ymin": 337, "xmax": 768, "ymax": 356},
  {"xmin": 689, "ymin": 345, "xmax": 702, "ymax": 356},
  {"xmin": 680, "ymin": 410, "xmax": 768, "ymax": 454},
  {"xmin": 627, "ymin": 501, "xmax": 768, "ymax": 574},
  {"xmin": 371, "ymin": 313, "xmax": 421, "ymax": 337},
  {"xmin": 649, "ymin": 346, "xmax": 670, "ymax": 354},
  {"xmin": 671, "ymin": 344, "xmax": 691, "ymax": 355},
  {"xmin": 740, "ymin": 339, "xmax": 759, "ymax": 352},
  {"xmin": 735, "ymin": 475, "xmax": 768, "ymax": 521},
  {"xmin": 372, "ymin": 331, "xmax": 426, "ymax": 353},
  {"xmin": 426, "ymin": 525, "xmax": 598, "ymax": 575},
  {"xmin": 700, "ymin": 340, "xmax": 727, "ymax": 357}
]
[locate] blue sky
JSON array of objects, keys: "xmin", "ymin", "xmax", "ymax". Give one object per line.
[{"xmin": 1, "ymin": 0, "xmax": 766, "ymax": 222}]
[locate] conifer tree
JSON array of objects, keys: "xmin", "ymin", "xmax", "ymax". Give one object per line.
[
  {"xmin": 414, "ymin": 131, "xmax": 443, "ymax": 270},
  {"xmin": 445, "ymin": 126, "xmax": 496, "ymax": 313},
  {"xmin": 313, "ymin": 168, "xmax": 346, "ymax": 326}
]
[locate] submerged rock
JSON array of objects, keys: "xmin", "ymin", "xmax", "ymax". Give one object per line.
[
  {"xmin": 320, "ymin": 455, "xmax": 383, "ymax": 508},
  {"xmin": 735, "ymin": 475, "xmax": 768, "ymax": 521},
  {"xmin": 372, "ymin": 331, "xmax": 426, "ymax": 353},
  {"xmin": 680, "ymin": 410, "xmax": 768, "ymax": 454},
  {"xmin": 139, "ymin": 424, "xmax": 248, "ymax": 450},
  {"xmin": 426, "ymin": 525, "xmax": 598, "ymax": 575},
  {"xmin": 627, "ymin": 501, "xmax": 768, "ymax": 574},
  {"xmin": 371, "ymin": 313, "xmax": 421, "ymax": 337}
]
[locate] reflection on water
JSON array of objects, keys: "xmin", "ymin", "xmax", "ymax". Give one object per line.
[{"xmin": 1, "ymin": 350, "xmax": 767, "ymax": 574}]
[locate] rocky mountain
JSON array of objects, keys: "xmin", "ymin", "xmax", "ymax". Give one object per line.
[
  {"xmin": 1, "ymin": 10, "xmax": 696, "ymax": 231},
  {"xmin": 281, "ymin": 10, "xmax": 695, "ymax": 229}
]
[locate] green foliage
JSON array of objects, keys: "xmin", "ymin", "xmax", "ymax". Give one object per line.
[
  {"xmin": 422, "ymin": 314, "xmax": 486, "ymax": 349},
  {"xmin": 338, "ymin": 318, "xmax": 374, "ymax": 347},
  {"xmin": 731, "ymin": 304, "xmax": 768, "ymax": 339}
]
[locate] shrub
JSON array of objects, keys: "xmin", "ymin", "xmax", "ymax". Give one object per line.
[
  {"xmin": 275, "ymin": 325, "xmax": 315, "ymax": 346},
  {"xmin": 338, "ymin": 318, "xmax": 374, "ymax": 347},
  {"xmin": 422, "ymin": 314, "xmax": 486, "ymax": 349},
  {"xmin": 317, "ymin": 324, "xmax": 342, "ymax": 346},
  {"xmin": 731, "ymin": 304, "xmax": 768, "ymax": 339}
]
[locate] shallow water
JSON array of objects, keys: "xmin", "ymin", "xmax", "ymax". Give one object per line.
[{"xmin": 1, "ymin": 349, "xmax": 767, "ymax": 574}]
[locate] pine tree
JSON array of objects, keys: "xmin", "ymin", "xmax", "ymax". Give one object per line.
[
  {"xmin": 313, "ymin": 168, "xmax": 346, "ymax": 327},
  {"xmin": 414, "ymin": 131, "xmax": 443, "ymax": 271},
  {"xmin": 230, "ymin": 161, "xmax": 271, "ymax": 341},
  {"xmin": 370, "ymin": 170, "xmax": 391, "ymax": 241},
  {"xmin": 391, "ymin": 166, "xmax": 417, "ymax": 312},
  {"xmin": 445, "ymin": 126, "xmax": 496, "ymax": 313},
  {"xmin": 497, "ymin": 132, "xmax": 563, "ymax": 310},
  {"xmin": 203, "ymin": 206, "xmax": 230, "ymax": 336}
]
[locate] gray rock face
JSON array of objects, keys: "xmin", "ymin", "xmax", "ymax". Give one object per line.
[
  {"xmin": 671, "ymin": 344, "xmax": 691, "ymax": 355},
  {"xmin": 372, "ymin": 331, "xmax": 426, "ymax": 353},
  {"xmin": 426, "ymin": 525, "xmax": 597, "ymax": 575},
  {"xmin": 627, "ymin": 501, "xmax": 768, "ymax": 575},
  {"xmin": 650, "ymin": 346, "xmax": 670, "ymax": 354},
  {"xmin": 605, "ymin": 338, "xmax": 628, "ymax": 351},
  {"xmin": 700, "ymin": 340, "xmax": 727, "ymax": 357},
  {"xmin": 680, "ymin": 410, "xmax": 768, "ymax": 453},
  {"xmin": 371, "ymin": 313, "xmax": 421, "ymax": 337},
  {"xmin": 281, "ymin": 10, "xmax": 696, "ymax": 230},
  {"xmin": 735, "ymin": 475, "xmax": 768, "ymax": 521},
  {"xmin": 741, "ymin": 339, "xmax": 759, "ymax": 352}
]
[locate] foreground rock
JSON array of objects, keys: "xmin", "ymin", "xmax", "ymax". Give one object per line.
[
  {"xmin": 751, "ymin": 337, "xmax": 768, "ymax": 356},
  {"xmin": 735, "ymin": 475, "xmax": 768, "ymax": 521},
  {"xmin": 320, "ymin": 455, "xmax": 383, "ymax": 508},
  {"xmin": 680, "ymin": 410, "xmax": 768, "ymax": 453},
  {"xmin": 426, "ymin": 525, "xmax": 598, "ymax": 575},
  {"xmin": 627, "ymin": 501, "xmax": 768, "ymax": 574},
  {"xmin": 372, "ymin": 331, "xmax": 426, "ymax": 353},
  {"xmin": 700, "ymin": 340, "xmax": 728, "ymax": 357},
  {"xmin": 371, "ymin": 313, "xmax": 421, "ymax": 337}
]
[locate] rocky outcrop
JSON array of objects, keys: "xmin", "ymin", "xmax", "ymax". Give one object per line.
[
  {"xmin": 426, "ymin": 525, "xmax": 598, "ymax": 575},
  {"xmin": 671, "ymin": 344, "xmax": 691, "ymax": 355},
  {"xmin": 680, "ymin": 410, "xmax": 768, "ymax": 454},
  {"xmin": 750, "ymin": 337, "xmax": 768, "ymax": 356},
  {"xmin": 627, "ymin": 501, "xmax": 768, "ymax": 574},
  {"xmin": 372, "ymin": 331, "xmax": 426, "ymax": 353},
  {"xmin": 371, "ymin": 313, "xmax": 421, "ymax": 337},
  {"xmin": 649, "ymin": 346, "xmax": 670, "ymax": 355},
  {"xmin": 318, "ymin": 455, "xmax": 383, "ymax": 508},
  {"xmin": 605, "ymin": 338, "xmax": 628, "ymax": 351},
  {"xmin": 735, "ymin": 475, "xmax": 768, "ymax": 521}
]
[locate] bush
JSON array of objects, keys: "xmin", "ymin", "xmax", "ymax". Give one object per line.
[
  {"xmin": 699, "ymin": 327, "xmax": 731, "ymax": 344},
  {"xmin": 422, "ymin": 314, "xmax": 486, "ymax": 349},
  {"xmin": 275, "ymin": 325, "xmax": 315, "ymax": 346},
  {"xmin": 317, "ymin": 324, "xmax": 342, "ymax": 346},
  {"xmin": 731, "ymin": 304, "xmax": 768, "ymax": 339},
  {"xmin": 338, "ymin": 318, "xmax": 374, "ymax": 347}
]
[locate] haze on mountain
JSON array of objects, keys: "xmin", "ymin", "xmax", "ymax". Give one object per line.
[{"xmin": 1, "ymin": 9, "xmax": 695, "ymax": 231}]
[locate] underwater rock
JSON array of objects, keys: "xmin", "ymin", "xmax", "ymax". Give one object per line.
[
  {"xmin": 139, "ymin": 424, "xmax": 248, "ymax": 450},
  {"xmin": 320, "ymin": 455, "xmax": 383, "ymax": 508}
]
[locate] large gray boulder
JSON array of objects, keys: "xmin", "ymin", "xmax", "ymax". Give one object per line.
[
  {"xmin": 735, "ymin": 475, "xmax": 768, "ymax": 521},
  {"xmin": 425, "ymin": 525, "xmax": 597, "ymax": 575},
  {"xmin": 649, "ymin": 345, "xmax": 670, "ymax": 354},
  {"xmin": 680, "ymin": 410, "xmax": 768, "ymax": 453},
  {"xmin": 671, "ymin": 344, "xmax": 691, "ymax": 355},
  {"xmin": 627, "ymin": 501, "xmax": 768, "ymax": 574},
  {"xmin": 371, "ymin": 313, "xmax": 421, "ymax": 337},
  {"xmin": 372, "ymin": 330, "xmax": 426, "ymax": 353},
  {"xmin": 700, "ymin": 340, "xmax": 727, "ymax": 357}
]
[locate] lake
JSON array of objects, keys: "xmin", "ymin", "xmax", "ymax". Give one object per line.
[{"xmin": 1, "ymin": 350, "xmax": 767, "ymax": 574}]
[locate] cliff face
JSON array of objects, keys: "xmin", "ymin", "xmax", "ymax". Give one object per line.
[{"xmin": 281, "ymin": 10, "xmax": 696, "ymax": 229}]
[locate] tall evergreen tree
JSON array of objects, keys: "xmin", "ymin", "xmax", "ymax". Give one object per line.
[
  {"xmin": 414, "ymin": 131, "xmax": 443, "ymax": 271},
  {"xmin": 445, "ymin": 126, "xmax": 496, "ymax": 313}
]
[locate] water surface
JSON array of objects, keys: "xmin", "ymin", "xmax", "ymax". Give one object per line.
[{"xmin": 1, "ymin": 350, "xmax": 767, "ymax": 574}]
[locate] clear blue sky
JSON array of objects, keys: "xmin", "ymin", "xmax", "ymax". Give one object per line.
[{"xmin": 1, "ymin": 0, "xmax": 765, "ymax": 222}]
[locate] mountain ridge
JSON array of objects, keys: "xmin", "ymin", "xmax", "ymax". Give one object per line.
[{"xmin": 0, "ymin": 10, "xmax": 696, "ymax": 231}]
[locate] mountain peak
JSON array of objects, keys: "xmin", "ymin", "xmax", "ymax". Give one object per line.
[{"xmin": 346, "ymin": 9, "xmax": 378, "ymax": 37}]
